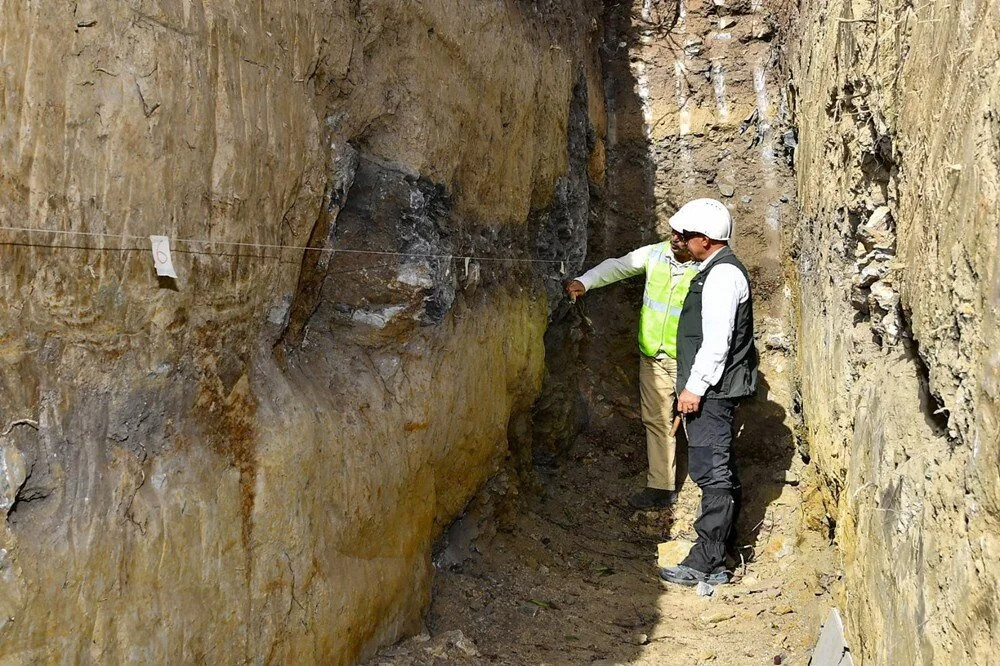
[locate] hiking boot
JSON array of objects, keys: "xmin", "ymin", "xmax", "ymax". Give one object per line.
[
  {"xmin": 628, "ymin": 487, "xmax": 678, "ymax": 509},
  {"xmin": 658, "ymin": 564, "xmax": 730, "ymax": 587},
  {"xmin": 705, "ymin": 569, "xmax": 730, "ymax": 585}
]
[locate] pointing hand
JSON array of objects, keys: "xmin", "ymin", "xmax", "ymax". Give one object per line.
[{"xmin": 565, "ymin": 279, "xmax": 586, "ymax": 302}]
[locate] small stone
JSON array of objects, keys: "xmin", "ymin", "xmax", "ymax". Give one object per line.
[
  {"xmin": 764, "ymin": 535, "xmax": 793, "ymax": 558},
  {"xmin": 698, "ymin": 650, "xmax": 717, "ymax": 661},
  {"xmin": 631, "ymin": 632, "xmax": 649, "ymax": 645},
  {"xmin": 454, "ymin": 636, "xmax": 479, "ymax": 657},
  {"xmin": 764, "ymin": 332, "xmax": 793, "ymax": 351},
  {"xmin": 869, "ymin": 280, "xmax": 899, "ymax": 311},
  {"xmin": 856, "ymin": 257, "xmax": 891, "ymax": 287},
  {"xmin": 696, "ymin": 581, "xmax": 716, "ymax": 597},
  {"xmin": 657, "ymin": 540, "xmax": 694, "ymax": 569},
  {"xmin": 719, "ymin": 16, "xmax": 738, "ymax": 29},
  {"xmin": 879, "ymin": 310, "xmax": 902, "ymax": 345},
  {"xmin": 741, "ymin": 195, "xmax": 752, "ymax": 204},
  {"xmin": 850, "ymin": 287, "xmax": 870, "ymax": 312},
  {"xmin": 859, "ymin": 206, "xmax": 894, "ymax": 248},
  {"xmin": 0, "ymin": 443, "xmax": 27, "ymax": 517},
  {"xmin": 773, "ymin": 605, "xmax": 795, "ymax": 615},
  {"xmin": 517, "ymin": 602, "xmax": 540, "ymax": 617},
  {"xmin": 424, "ymin": 644, "xmax": 449, "ymax": 658},
  {"xmin": 700, "ymin": 609, "xmax": 736, "ymax": 624},
  {"xmin": 718, "ymin": 182, "xmax": 736, "ymax": 197},
  {"xmin": 684, "ymin": 37, "xmax": 704, "ymax": 56},
  {"xmin": 754, "ymin": 23, "xmax": 775, "ymax": 40},
  {"xmin": 867, "ymin": 205, "xmax": 892, "ymax": 229},
  {"xmin": 773, "ymin": 470, "xmax": 799, "ymax": 485}
]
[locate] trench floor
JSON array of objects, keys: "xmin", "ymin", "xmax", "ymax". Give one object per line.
[{"xmin": 373, "ymin": 410, "xmax": 839, "ymax": 665}]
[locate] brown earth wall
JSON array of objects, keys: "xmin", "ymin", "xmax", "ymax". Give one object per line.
[
  {"xmin": 0, "ymin": 1, "xmax": 606, "ymax": 662},
  {"xmin": 789, "ymin": 0, "xmax": 1000, "ymax": 662}
]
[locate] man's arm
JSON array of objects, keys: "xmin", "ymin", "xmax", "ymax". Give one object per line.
[
  {"xmin": 573, "ymin": 245, "xmax": 653, "ymax": 292},
  {"xmin": 677, "ymin": 264, "xmax": 748, "ymax": 412}
]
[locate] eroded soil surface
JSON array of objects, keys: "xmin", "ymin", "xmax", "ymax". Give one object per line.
[{"xmin": 373, "ymin": 409, "xmax": 839, "ymax": 665}]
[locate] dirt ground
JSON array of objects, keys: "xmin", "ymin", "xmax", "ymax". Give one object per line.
[{"xmin": 371, "ymin": 404, "xmax": 840, "ymax": 665}]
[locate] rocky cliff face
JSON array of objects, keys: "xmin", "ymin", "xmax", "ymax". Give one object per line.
[
  {"xmin": 789, "ymin": 0, "xmax": 1000, "ymax": 662},
  {"xmin": 0, "ymin": 1, "xmax": 605, "ymax": 662}
]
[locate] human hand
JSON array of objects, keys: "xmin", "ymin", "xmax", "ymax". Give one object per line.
[
  {"xmin": 565, "ymin": 279, "xmax": 586, "ymax": 302},
  {"xmin": 677, "ymin": 389, "xmax": 702, "ymax": 414}
]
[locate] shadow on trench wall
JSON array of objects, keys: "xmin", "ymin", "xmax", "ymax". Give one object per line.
[
  {"xmin": 527, "ymin": 0, "xmax": 663, "ymax": 467},
  {"xmin": 573, "ymin": 0, "xmax": 660, "ymax": 422},
  {"xmin": 730, "ymin": 372, "xmax": 796, "ymax": 559}
]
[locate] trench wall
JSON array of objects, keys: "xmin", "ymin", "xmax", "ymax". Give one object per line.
[
  {"xmin": 789, "ymin": 0, "xmax": 1000, "ymax": 662},
  {"xmin": 0, "ymin": 1, "xmax": 605, "ymax": 662}
]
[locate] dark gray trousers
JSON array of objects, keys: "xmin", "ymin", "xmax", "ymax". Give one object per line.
[{"xmin": 681, "ymin": 397, "xmax": 742, "ymax": 574}]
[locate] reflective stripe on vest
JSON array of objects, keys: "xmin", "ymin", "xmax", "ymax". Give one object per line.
[{"xmin": 638, "ymin": 244, "xmax": 698, "ymax": 358}]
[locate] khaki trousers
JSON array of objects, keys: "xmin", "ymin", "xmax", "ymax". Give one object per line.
[{"xmin": 639, "ymin": 353, "xmax": 679, "ymax": 491}]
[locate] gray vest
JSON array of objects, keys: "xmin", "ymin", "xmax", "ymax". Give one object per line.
[{"xmin": 676, "ymin": 247, "xmax": 758, "ymax": 399}]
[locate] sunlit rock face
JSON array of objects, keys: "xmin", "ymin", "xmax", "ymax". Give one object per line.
[
  {"xmin": 0, "ymin": 1, "xmax": 607, "ymax": 662},
  {"xmin": 790, "ymin": 0, "xmax": 1000, "ymax": 662}
]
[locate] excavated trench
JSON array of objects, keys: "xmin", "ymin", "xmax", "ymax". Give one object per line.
[
  {"xmin": 0, "ymin": 0, "xmax": 997, "ymax": 664},
  {"xmin": 373, "ymin": 1, "xmax": 828, "ymax": 663}
]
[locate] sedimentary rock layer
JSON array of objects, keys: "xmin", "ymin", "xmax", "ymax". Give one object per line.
[
  {"xmin": 0, "ymin": 1, "xmax": 604, "ymax": 662},
  {"xmin": 790, "ymin": 0, "xmax": 1000, "ymax": 662}
]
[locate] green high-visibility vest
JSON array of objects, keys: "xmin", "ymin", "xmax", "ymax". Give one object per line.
[{"xmin": 638, "ymin": 243, "xmax": 698, "ymax": 358}]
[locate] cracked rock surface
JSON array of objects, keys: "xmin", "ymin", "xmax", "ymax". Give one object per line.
[{"xmin": 790, "ymin": 0, "xmax": 1000, "ymax": 662}]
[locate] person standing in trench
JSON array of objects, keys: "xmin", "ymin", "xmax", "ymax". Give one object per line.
[
  {"xmin": 564, "ymin": 207, "xmax": 699, "ymax": 509},
  {"xmin": 658, "ymin": 198, "xmax": 759, "ymax": 586}
]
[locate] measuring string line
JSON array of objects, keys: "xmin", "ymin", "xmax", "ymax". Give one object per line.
[{"xmin": 0, "ymin": 225, "xmax": 570, "ymax": 266}]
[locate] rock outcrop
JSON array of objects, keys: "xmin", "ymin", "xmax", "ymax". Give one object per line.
[
  {"xmin": 789, "ymin": 0, "xmax": 1000, "ymax": 662},
  {"xmin": 0, "ymin": 1, "xmax": 606, "ymax": 662}
]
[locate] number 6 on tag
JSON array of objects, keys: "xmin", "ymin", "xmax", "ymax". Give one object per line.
[{"xmin": 149, "ymin": 235, "xmax": 178, "ymax": 279}]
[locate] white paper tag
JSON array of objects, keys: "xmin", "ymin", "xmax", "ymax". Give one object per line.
[{"xmin": 150, "ymin": 235, "xmax": 178, "ymax": 278}]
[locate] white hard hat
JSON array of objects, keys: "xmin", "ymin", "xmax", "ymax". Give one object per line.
[{"xmin": 668, "ymin": 198, "xmax": 732, "ymax": 241}]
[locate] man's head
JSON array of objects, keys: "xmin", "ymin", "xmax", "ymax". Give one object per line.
[
  {"xmin": 669, "ymin": 230, "xmax": 692, "ymax": 262},
  {"xmin": 668, "ymin": 198, "xmax": 732, "ymax": 262}
]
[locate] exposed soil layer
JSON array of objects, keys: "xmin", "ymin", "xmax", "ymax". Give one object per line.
[{"xmin": 789, "ymin": 0, "xmax": 1000, "ymax": 661}]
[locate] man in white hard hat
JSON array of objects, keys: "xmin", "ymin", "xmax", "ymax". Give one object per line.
[
  {"xmin": 658, "ymin": 198, "xmax": 759, "ymax": 587},
  {"xmin": 565, "ymin": 219, "xmax": 699, "ymax": 509}
]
